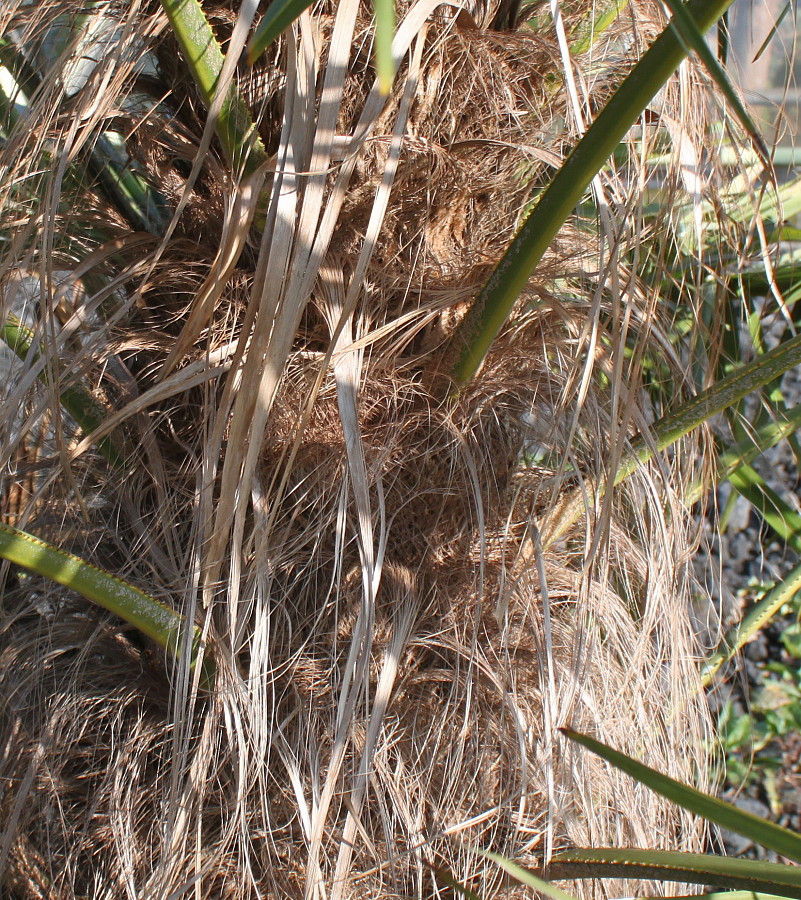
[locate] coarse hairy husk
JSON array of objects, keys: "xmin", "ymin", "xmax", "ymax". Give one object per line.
[{"xmin": 0, "ymin": 0, "xmax": 745, "ymax": 896}]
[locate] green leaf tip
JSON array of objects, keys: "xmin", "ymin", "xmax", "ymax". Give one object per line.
[
  {"xmin": 246, "ymin": 0, "xmax": 315, "ymax": 65},
  {"xmin": 560, "ymin": 728, "xmax": 801, "ymax": 863},
  {"xmin": 373, "ymin": 0, "xmax": 396, "ymax": 95},
  {"xmin": 477, "ymin": 850, "xmax": 580, "ymax": 900}
]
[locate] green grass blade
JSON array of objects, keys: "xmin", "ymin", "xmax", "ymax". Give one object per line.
[
  {"xmin": 739, "ymin": 309, "xmax": 801, "ymax": 469},
  {"xmin": 718, "ymin": 409, "xmax": 801, "ymax": 476},
  {"xmin": 547, "ymin": 849, "xmax": 801, "ymax": 897},
  {"xmin": 0, "ymin": 523, "xmax": 203, "ymax": 670},
  {"xmin": 246, "ymin": 0, "xmax": 315, "ymax": 64},
  {"xmin": 727, "ymin": 464, "xmax": 801, "ymax": 554},
  {"xmin": 373, "ymin": 0, "xmax": 396, "ymax": 94},
  {"xmin": 543, "ymin": 333, "xmax": 801, "ymax": 547},
  {"xmin": 753, "ymin": 0, "xmax": 791, "ymax": 62},
  {"xmin": 660, "ymin": 0, "xmax": 768, "ymax": 164},
  {"xmin": 448, "ymin": 0, "xmax": 738, "ymax": 388},
  {"xmin": 247, "ymin": 0, "xmax": 395, "ymax": 94},
  {"xmin": 701, "ymin": 559, "xmax": 801, "ymax": 685},
  {"xmin": 620, "ymin": 332, "xmax": 801, "ymax": 472},
  {"xmin": 161, "ymin": 0, "xmax": 268, "ymax": 175},
  {"xmin": 686, "ymin": 404, "xmax": 801, "ymax": 504},
  {"xmin": 560, "ymin": 728, "xmax": 801, "ymax": 863},
  {"xmin": 2, "ymin": 317, "xmax": 125, "ymax": 467},
  {"xmin": 477, "ymin": 851, "xmax": 579, "ymax": 900},
  {"xmin": 754, "ymin": 176, "xmax": 801, "ymax": 226}
]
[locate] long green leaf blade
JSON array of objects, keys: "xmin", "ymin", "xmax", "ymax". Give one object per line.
[
  {"xmin": 561, "ymin": 729, "xmax": 801, "ymax": 863},
  {"xmin": 619, "ymin": 333, "xmax": 801, "ymax": 477},
  {"xmin": 161, "ymin": 0, "xmax": 268, "ymax": 174},
  {"xmin": 694, "ymin": 404, "xmax": 801, "ymax": 502},
  {"xmin": 2, "ymin": 317, "xmax": 124, "ymax": 466},
  {"xmin": 660, "ymin": 0, "xmax": 767, "ymax": 163},
  {"xmin": 686, "ymin": 404, "xmax": 801, "ymax": 504},
  {"xmin": 0, "ymin": 38, "xmax": 168, "ymax": 235},
  {"xmin": 753, "ymin": 0, "xmax": 791, "ymax": 62},
  {"xmin": 727, "ymin": 464, "xmax": 801, "ymax": 555},
  {"xmin": 702, "ymin": 559, "xmax": 801, "ymax": 684},
  {"xmin": 0, "ymin": 523, "xmax": 202, "ymax": 669},
  {"xmin": 478, "ymin": 851, "xmax": 580, "ymax": 900},
  {"xmin": 449, "ymin": 0, "xmax": 738, "ymax": 387},
  {"xmin": 246, "ymin": 0, "xmax": 315, "ymax": 64},
  {"xmin": 548, "ymin": 849, "xmax": 801, "ymax": 897},
  {"xmin": 373, "ymin": 0, "xmax": 396, "ymax": 94},
  {"xmin": 542, "ymin": 333, "xmax": 801, "ymax": 547},
  {"xmin": 90, "ymin": 132, "xmax": 170, "ymax": 236}
]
